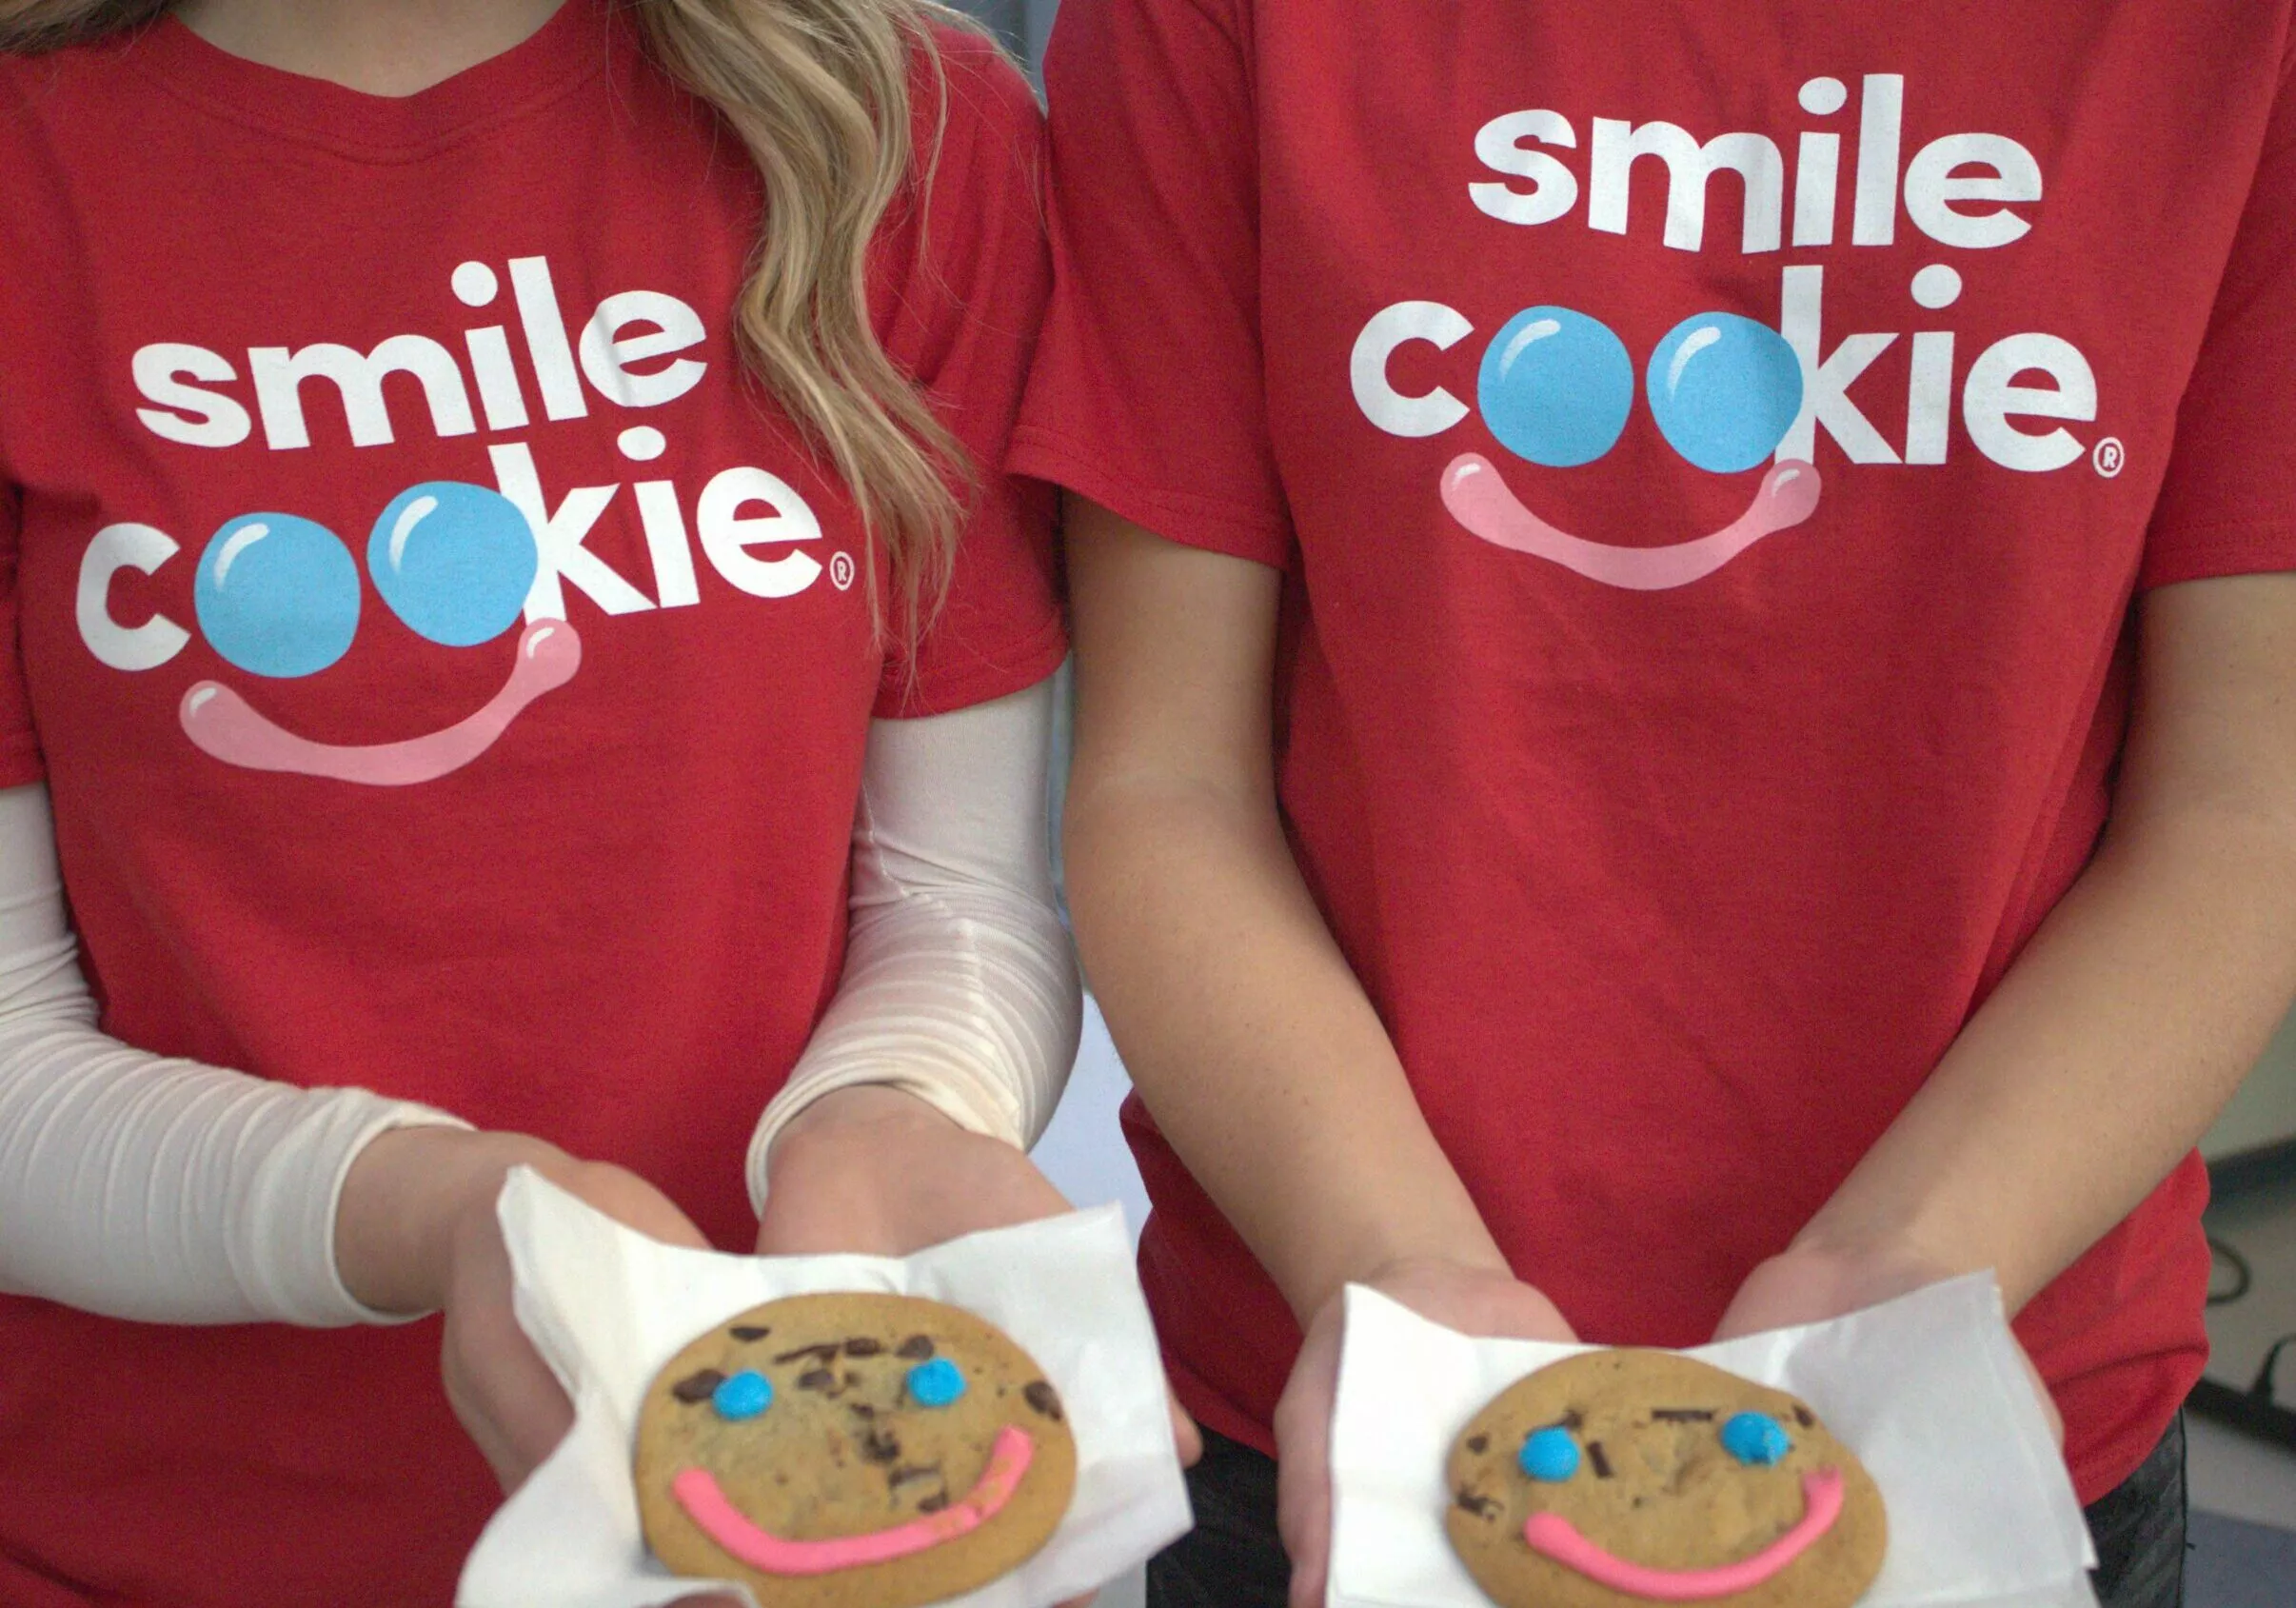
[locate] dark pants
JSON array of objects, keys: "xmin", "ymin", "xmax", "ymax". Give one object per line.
[{"xmin": 1150, "ymin": 1415, "xmax": 2187, "ymax": 1608}]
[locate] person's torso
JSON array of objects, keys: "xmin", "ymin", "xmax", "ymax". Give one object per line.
[
  {"xmin": 0, "ymin": 10, "xmax": 931, "ymax": 1599},
  {"xmin": 1132, "ymin": 0, "xmax": 2260, "ymax": 1497}
]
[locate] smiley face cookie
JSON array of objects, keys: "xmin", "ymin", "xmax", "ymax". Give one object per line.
[
  {"xmin": 634, "ymin": 1293, "xmax": 1078, "ymax": 1608},
  {"xmin": 1445, "ymin": 1351, "xmax": 1886, "ymax": 1608}
]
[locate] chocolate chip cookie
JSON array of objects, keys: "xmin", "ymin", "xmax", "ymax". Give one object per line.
[
  {"xmin": 1445, "ymin": 1350, "xmax": 1886, "ymax": 1608},
  {"xmin": 634, "ymin": 1292, "xmax": 1077, "ymax": 1608}
]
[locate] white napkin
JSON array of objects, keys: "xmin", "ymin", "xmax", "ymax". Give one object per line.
[
  {"xmin": 458, "ymin": 1168, "xmax": 1192, "ymax": 1608},
  {"xmin": 1328, "ymin": 1275, "xmax": 2098, "ymax": 1608}
]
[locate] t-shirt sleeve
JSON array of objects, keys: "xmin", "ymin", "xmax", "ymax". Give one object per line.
[
  {"xmin": 1009, "ymin": 0, "xmax": 1293, "ymax": 568},
  {"xmin": 873, "ymin": 30, "xmax": 1067, "ymax": 719},
  {"xmin": 0, "ymin": 484, "xmax": 43, "ymax": 787},
  {"xmin": 2141, "ymin": 49, "xmax": 2296, "ymax": 590}
]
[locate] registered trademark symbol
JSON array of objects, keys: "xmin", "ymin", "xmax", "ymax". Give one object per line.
[
  {"xmin": 2092, "ymin": 437, "xmax": 2126, "ymax": 479},
  {"xmin": 830, "ymin": 552, "xmax": 856, "ymax": 591}
]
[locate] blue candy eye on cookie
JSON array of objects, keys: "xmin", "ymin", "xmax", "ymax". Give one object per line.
[
  {"xmin": 712, "ymin": 1371, "xmax": 773, "ymax": 1422},
  {"xmin": 1517, "ymin": 1425, "xmax": 1581, "ymax": 1481},
  {"xmin": 1721, "ymin": 1410, "xmax": 1792, "ymax": 1466},
  {"xmin": 906, "ymin": 1357, "xmax": 967, "ymax": 1407}
]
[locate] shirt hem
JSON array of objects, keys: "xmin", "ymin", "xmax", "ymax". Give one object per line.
[
  {"xmin": 875, "ymin": 610, "xmax": 1068, "ymax": 720},
  {"xmin": 0, "ymin": 734, "xmax": 44, "ymax": 790},
  {"xmin": 1161, "ymin": 1344, "xmax": 1277, "ymax": 1459}
]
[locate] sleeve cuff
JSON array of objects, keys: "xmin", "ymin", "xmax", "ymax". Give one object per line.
[
  {"xmin": 2139, "ymin": 517, "xmax": 2296, "ymax": 591},
  {"xmin": 1010, "ymin": 424, "xmax": 1295, "ymax": 570},
  {"xmin": 304, "ymin": 1097, "xmax": 475, "ymax": 1327},
  {"xmin": 745, "ymin": 1070, "xmax": 1025, "ymax": 1220}
]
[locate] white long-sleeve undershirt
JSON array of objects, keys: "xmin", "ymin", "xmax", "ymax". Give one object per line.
[
  {"xmin": 747, "ymin": 674, "xmax": 1079, "ymax": 1208},
  {"xmin": 0, "ymin": 677, "xmax": 1078, "ymax": 1326}
]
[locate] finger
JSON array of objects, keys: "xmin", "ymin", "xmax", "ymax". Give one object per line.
[
  {"xmin": 2017, "ymin": 1348, "xmax": 2066, "ymax": 1447},
  {"xmin": 1168, "ymin": 1390, "xmax": 1204, "ymax": 1468},
  {"xmin": 1276, "ymin": 1417, "xmax": 1332, "ymax": 1608},
  {"xmin": 445, "ymin": 1301, "xmax": 578, "ymax": 1488},
  {"xmin": 1273, "ymin": 1340, "xmax": 1336, "ymax": 1608},
  {"xmin": 441, "ymin": 1364, "xmax": 526, "ymax": 1489},
  {"xmin": 444, "ymin": 1340, "xmax": 572, "ymax": 1491}
]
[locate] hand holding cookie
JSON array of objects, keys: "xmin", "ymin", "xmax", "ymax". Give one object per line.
[
  {"xmin": 337, "ymin": 1128, "xmax": 713, "ymax": 1489},
  {"xmin": 1712, "ymin": 1241, "xmax": 2064, "ymax": 1447},
  {"xmin": 756, "ymin": 1085, "xmax": 1084, "ymax": 1261},
  {"xmin": 1277, "ymin": 1258, "xmax": 1575, "ymax": 1608},
  {"xmin": 758, "ymin": 1083, "xmax": 1203, "ymax": 1462}
]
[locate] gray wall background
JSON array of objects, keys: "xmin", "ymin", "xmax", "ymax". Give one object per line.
[{"xmin": 953, "ymin": 0, "xmax": 1058, "ymax": 71}]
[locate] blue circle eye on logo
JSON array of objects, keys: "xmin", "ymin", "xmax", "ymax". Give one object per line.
[
  {"xmin": 1478, "ymin": 307, "xmax": 1635, "ymax": 469},
  {"xmin": 1646, "ymin": 313, "xmax": 1806, "ymax": 474},
  {"xmin": 367, "ymin": 482, "xmax": 537, "ymax": 647},
  {"xmin": 906, "ymin": 1358, "xmax": 967, "ymax": 1408},
  {"xmin": 1720, "ymin": 1411, "xmax": 1792, "ymax": 1466},
  {"xmin": 194, "ymin": 514, "xmax": 361, "ymax": 679},
  {"xmin": 1517, "ymin": 1425, "xmax": 1582, "ymax": 1482}
]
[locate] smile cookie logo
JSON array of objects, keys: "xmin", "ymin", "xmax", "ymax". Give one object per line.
[
  {"xmin": 178, "ymin": 483, "xmax": 576, "ymax": 785},
  {"xmin": 79, "ymin": 256, "xmax": 841, "ymax": 784},
  {"xmin": 1439, "ymin": 308, "xmax": 1818, "ymax": 590},
  {"xmin": 1353, "ymin": 75, "xmax": 2110, "ymax": 589}
]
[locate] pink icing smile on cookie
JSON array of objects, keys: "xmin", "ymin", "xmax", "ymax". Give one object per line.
[
  {"xmin": 1522, "ymin": 1466, "xmax": 1846, "ymax": 1601},
  {"xmin": 672, "ymin": 1423, "xmax": 1037, "ymax": 1577},
  {"xmin": 1441, "ymin": 453, "xmax": 1822, "ymax": 590}
]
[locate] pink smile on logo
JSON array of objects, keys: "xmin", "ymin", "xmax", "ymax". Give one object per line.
[
  {"xmin": 1441, "ymin": 454, "xmax": 1823, "ymax": 590},
  {"xmin": 179, "ymin": 618, "xmax": 583, "ymax": 785}
]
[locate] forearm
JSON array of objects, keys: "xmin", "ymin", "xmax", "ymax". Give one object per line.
[
  {"xmin": 749, "ymin": 679, "xmax": 1081, "ymax": 1209},
  {"xmin": 0, "ymin": 784, "xmax": 465, "ymax": 1324},
  {"xmin": 1065, "ymin": 772, "xmax": 1506, "ymax": 1321},
  {"xmin": 1801, "ymin": 798, "xmax": 2296, "ymax": 1311}
]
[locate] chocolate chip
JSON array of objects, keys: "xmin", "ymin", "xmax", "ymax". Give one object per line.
[
  {"xmin": 1651, "ymin": 1408, "xmax": 1715, "ymax": 1422},
  {"xmin": 917, "ymin": 1493, "xmax": 950, "ymax": 1513},
  {"xmin": 775, "ymin": 1342, "xmax": 842, "ymax": 1365},
  {"xmin": 888, "ymin": 1464, "xmax": 942, "ymax": 1489},
  {"xmin": 672, "ymin": 1369, "xmax": 726, "ymax": 1404},
  {"xmin": 843, "ymin": 1337, "xmax": 883, "ymax": 1358},
  {"xmin": 1023, "ymin": 1381, "xmax": 1064, "ymax": 1421},
  {"xmin": 848, "ymin": 1403, "xmax": 877, "ymax": 1419},
  {"xmin": 798, "ymin": 1369, "xmax": 838, "ymax": 1392},
  {"xmin": 1793, "ymin": 1405, "xmax": 1815, "ymax": 1428},
  {"xmin": 1587, "ymin": 1442, "xmax": 1613, "ymax": 1479},
  {"xmin": 897, "ymin": 1335, "xmax": 935, "ymax": 1360},
  {"xmin": 1563, "ymin": 1409, "xmax": 1585, "ymax": 1432},
  {"xmin": 1465, "ymin": 1435, "xmax": 1489, "ymax": 1455},
  {"xmin": 729, "ymin": 1326, "xmax": 770, "ymax": 1342},
  {"xmin": 1454, "ymin": 1488, "xmax": 1497, "ymax": 1519},
  {"xmin": 860, "ymin": 1428, "xmax": 902, "ymax": 1464}
]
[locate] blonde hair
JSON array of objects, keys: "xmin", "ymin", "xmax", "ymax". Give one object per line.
[{"xmin": 0, "ymin": 0, "xmax": 981, "ymax": 637}]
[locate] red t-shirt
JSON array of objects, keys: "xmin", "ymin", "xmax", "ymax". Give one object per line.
[
  {"xmin": 0, "ymin": 8, "xmax": 1060, "ymax": 1603},
  {"xmin": 1016, "ymin": 0, "xmax": 2296, "ymax": 1505}
]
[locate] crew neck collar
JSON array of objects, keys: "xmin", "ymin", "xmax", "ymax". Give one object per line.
[{"xmin": 122, "ymin": 0, "xmax": 616, "ymax": 162}]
